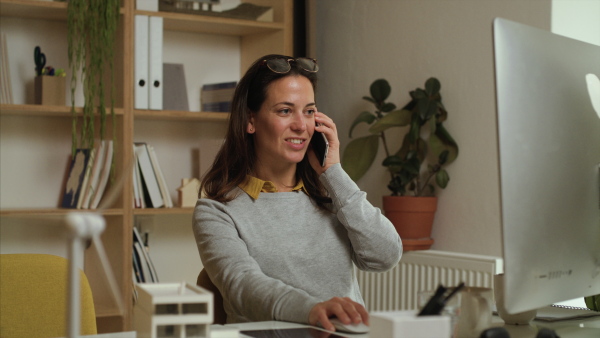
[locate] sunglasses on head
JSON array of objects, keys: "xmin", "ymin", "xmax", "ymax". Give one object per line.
[{"xmin": 262, "ymin": 57, "xmax": 319, "ymax": 74}]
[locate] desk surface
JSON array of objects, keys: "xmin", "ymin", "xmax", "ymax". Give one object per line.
[{"xmin": 227, "ymin": 311, "xmax": 600, "ymax": 338}]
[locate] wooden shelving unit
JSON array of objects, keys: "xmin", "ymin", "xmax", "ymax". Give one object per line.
[{"xmin": 0, "ymin": 0, "xmax": 292, "ymax": 333}]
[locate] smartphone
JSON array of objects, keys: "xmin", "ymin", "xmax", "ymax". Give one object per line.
[{"xmin": 310, "ymin": 124, "xmax": 329, "ymax": 167}]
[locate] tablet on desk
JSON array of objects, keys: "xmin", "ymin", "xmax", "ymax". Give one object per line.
[{"xmin": 241, "ymin": 327, "xmax": 353, "ymax": 338}]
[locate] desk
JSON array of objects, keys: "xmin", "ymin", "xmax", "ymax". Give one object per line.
[
  {"xmin": 491, "ymin": 312, "xmax": 600, "ymax": 338},
  {"xmin": 226, "ymin": 312, "xmax": 600, "ymax": 338}
]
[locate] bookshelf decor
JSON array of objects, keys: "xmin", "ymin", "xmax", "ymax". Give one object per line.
[
  {"xmin": 34, "ymin": 75, "xmax": 66, "ymax": 106},
  {"xmin": 0, "ymin": 0, "xmax": 293, "ymax": 332}
]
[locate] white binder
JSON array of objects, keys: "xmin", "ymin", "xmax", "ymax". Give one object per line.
[
  {"xmin": 136, "ymin": 0, "xmax": 158, "ymax": 11},
  {"xmin": 148, "ymin": 16, "xmax": 163, "ymax": 110},
  {"xmin": 134, "ymin": 15, "xmax": 149, "ymax": 110}
]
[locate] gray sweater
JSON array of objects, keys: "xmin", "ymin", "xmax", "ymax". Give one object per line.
[{"xmin": 192, "ymin": 163, "xmax": 402, "ymax": 324}]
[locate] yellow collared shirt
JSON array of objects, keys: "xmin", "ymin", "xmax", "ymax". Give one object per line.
[{"xmin": 239, "ymin": 175, "xmax": 308, "ymax": 200}]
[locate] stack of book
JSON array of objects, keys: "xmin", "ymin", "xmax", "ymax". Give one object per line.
[
  {"xmin": 61, "ymin": 140, "xmax": 114, "ymax": 209},
  {"xmin": 132, "ymin": 226, "xmax": 159, "ymax": 285},
  {"xmin": 200, "ymin": 81, "xmax": 236, "ymax": 113},
  {"xmin": 133, "ymin": 142, "xmax": 173, "ymax": 208}
]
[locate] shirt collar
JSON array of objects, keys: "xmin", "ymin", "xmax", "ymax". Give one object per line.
[{"xmin": 239, "ymin": 175, "xmax": 308, "ymax": 200}]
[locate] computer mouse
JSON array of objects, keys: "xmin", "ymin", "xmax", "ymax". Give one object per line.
[
  {"xmin": 536, "ymin": 328, "xmax": 560, "ymax": 338},
  {"xmin": 479, "ymin": 327, "xmax": 510, "ymax": 338},
  {"xmin": 328, "ymin": 318, "xmax": 370, "ymax": 334}
]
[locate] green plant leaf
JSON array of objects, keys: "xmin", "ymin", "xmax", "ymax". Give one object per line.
[
  {"xmin": 585, "ymin": 294, "xmax": 600, "ymax": 311},
  {"xmin": 370, "ymin": 79, "xmax": 391, "ymax": 102},
  {"xmin": 362, "ymin": 96, "xmax": 375, "ymax": 104},
  {"xmin": 436, "ymin": 169, "xmax": 450, "ymax": 188},
  {"xmin": 412, "ymin": 88, "xmax": 427, "ymax": 100},
  {"xmin": 349, "ymin": 111, "xmax": 376, "ymax": 138},
  {"xmin": 369, "ymin": 109, "xmax": 411, "ymax": 134},
  {"xmin": 341, "ymin": 135, "xmax": 379, "ymax": 181},
  {"xmin": 416, "ymin": 95, "xmax": 438, "ymax": 121},
  {"xmin": 380, "ymin": 102, "xmax": 397, "ymax": 113},
  {"xmin": 382, "ymin": 155, "xmax": 403, "ymax": 167},
  {"xmin": 429, "ymin": 124, "xmax": 459, "ymax": 164},
  {"xmin": 425, "ymin": 77, "xmax": 441, "ymax": 96}
]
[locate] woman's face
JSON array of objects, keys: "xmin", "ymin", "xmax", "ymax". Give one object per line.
[{"xmin": 248, "ymin": 75, "xmax": 316, "ymax": 171}]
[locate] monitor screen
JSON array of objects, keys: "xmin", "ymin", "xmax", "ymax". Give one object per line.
[{"xmin": 493, "ymin": 17, "xmax": 600, "ymax": 314}]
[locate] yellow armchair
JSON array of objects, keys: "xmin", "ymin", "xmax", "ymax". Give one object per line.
[{"xmin": 0, "ymin": 254, "xmax": 97, "ymax": 338}]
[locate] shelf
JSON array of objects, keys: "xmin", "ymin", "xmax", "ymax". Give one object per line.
[
  {"xmin": 133, "ymin": 208, "xmax": 194, "ymax": 216},
  {"xmin": 0, "ymin": 208, "xmax": 125, "ymax": 217},
  {"xmin": 0, "ymin": 0, "xmax": 67, "ymax": 21},
  {"xmin": 137, "ymin": 9, "xmax": 285, "ymax": 36},
  {"xmin": 0, "ymin": 0, "xmax": 125, "ymax": 21},
  {"xmin": 134, "ymin": 109, "xmax": 229, "ymax": 122},
  {"xmin": 0, "ymin": 104, "xmax": 125, "ymax": 117}
]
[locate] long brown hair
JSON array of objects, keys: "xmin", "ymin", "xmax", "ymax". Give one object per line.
[{"xmin": 200, "ymin": 54, "xmax": 332, "ymax": 209}]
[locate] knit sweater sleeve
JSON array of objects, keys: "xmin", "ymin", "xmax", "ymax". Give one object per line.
[
  {"xmin": 320, "ymin": 163, "xmax": 403, "ymax": 271},
  {"xmin": 192, "ymin": 198, "xmax": 320, "ymax": 324}
]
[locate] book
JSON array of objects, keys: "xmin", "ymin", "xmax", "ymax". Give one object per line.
[
  {"xmin": 61, "ymin": 149, "xmax": 92, "ymax": 209},
  {"xmin": 132, "ymin": 144, "xmax": 144, "ymax": 209},
  {"xmin": 147, "ymin": 145, "xmax": 173, "ymax": 208},
  {"xmin": 134, "ymin": 142, "xmax": 164, "ymax": 208},
  {"xmin": 81, "ymin": 140, "xmax": 106, "ymax": 209},
  {"xmin": 0, "ymin": 33, "xmax": 13, "ymax": 104},
  {"xmin": 201, "ymin": 101, "xmax": 232, "ymax": 113},
  {"xmin": 133, "ymin": 226, "xmax": 159, "ymax": 283},
  {"xmin": 132, "ymin": 249, "xmax": 144, "ymax": 283},
  {"xmin": 89, "ymin": 140, "xmax": 114, "ymax": 209},
  {"xmin": 201, "ymin": 81, "xmax": 236, "ymax": 112},
  {"xmin": 76, "ymin": 147, "xmax": 96, "ymax": 209}
]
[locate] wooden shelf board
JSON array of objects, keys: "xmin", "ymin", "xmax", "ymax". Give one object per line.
[
  {"xmin": 0, "ymin": 0, "xmax": 67, "ymax": 21},
  {"xmin": 0, "ymin": 208, "xmax": 124, "ymax": 217},
  {"xmin": 0, "ymin": 104, "xmax": 124, "ymax": 117},
  {"xmin": 134, "ymin": 109, "xmax": 229, "ymax": 122},
  {"xmin": 133, "ymin": 208, "xmax": 194, "ymax": 216},
  {"xmin": 139, "ymin": 10, "xmax": 284, "ymax": 36},
  {"xmin": 0, "ymin": 0, "xmax": 125, "ymax": 21}
]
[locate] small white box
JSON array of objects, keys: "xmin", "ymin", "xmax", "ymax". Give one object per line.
[
  {"xmin": 134, "ymin": 282, "xmax": 214, "ymax": 338},
  {"xmin": 136, "ymin": 0, "xmax": 158, "ymax": 11},
  {"xmin": 370, "ymin": 310, "xmax": 451, "ymax": 338}
]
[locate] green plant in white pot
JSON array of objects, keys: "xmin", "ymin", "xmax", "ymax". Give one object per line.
[{"xmin": 341, "ymin": 78, "xmax": 458, "ymax": 250}]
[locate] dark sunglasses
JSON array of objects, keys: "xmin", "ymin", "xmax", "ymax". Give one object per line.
[{"xmin": 262, "ymin": 57, "xmax": 319, "ymax": 74}]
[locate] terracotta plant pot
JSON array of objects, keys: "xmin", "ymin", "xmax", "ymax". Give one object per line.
[{"xmin": 382, "ymin": 196, "xmax": 438, "ymax": 251}]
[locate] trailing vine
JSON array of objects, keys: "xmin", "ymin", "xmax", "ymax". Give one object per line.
[{"xmin": 67, "ymin": 0, "xmax": 119, "ymax": 156}]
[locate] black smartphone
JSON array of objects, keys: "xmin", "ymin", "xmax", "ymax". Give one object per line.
[{"xmin": 311, "ymin": 124, "xmax": 329, "ymax": 167}]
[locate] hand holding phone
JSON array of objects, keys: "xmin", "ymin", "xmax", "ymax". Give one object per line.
[{"xmin": 310, "ymin": 123, "xmax": 329, "ymax": 167}]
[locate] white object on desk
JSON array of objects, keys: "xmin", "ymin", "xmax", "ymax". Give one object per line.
[
  {"xmin": 329, "ymin": 318, "xmax": 370, "ymax": 334},
  {"xmin": 210, "ymin": 325, "xmax": 240, "ymax": 338},
  {"xmin": 134, "ymin": 282, "xmax": 213, "ymax": 338},
  {"xmin": 369, "ymin": 310, "xmax": 451, "ymax": 338}
]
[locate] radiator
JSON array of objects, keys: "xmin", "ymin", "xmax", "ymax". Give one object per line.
[{"xmin": 356, "ymin": 250, "xmax": 503, "ymax": 311}]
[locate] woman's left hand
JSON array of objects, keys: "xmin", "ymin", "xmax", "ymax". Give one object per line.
[{"xmin": 308, "ymin": 111, "xmax": 340, "ymax": 175}]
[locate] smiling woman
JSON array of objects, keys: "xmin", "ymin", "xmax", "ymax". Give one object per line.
[{"xmin": 192, "ymin": 54, "xmax": 403, "ymax": 332}]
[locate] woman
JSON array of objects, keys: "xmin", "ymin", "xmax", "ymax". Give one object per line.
[{"xmin": 193, "ymin": 54, "xmax": 402, "ymax": 331}]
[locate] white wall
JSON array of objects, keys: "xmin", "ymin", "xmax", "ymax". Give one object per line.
[
  {"xmin": 552, "ymin": 0, "xmax": 600, "ymax": 46},
  {"xmin": 314, "ymin": 0, "xmax": 552, "ymax": 256}
]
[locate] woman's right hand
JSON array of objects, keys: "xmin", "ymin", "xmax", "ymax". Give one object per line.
[{"xmin": 308, "ymin": 297, "xmax": 369, "ymax": 332}]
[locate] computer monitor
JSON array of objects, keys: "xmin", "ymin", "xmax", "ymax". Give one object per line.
[{"xmin": 493, "ymin": 17, "xmax": 600, "ymax": 314}]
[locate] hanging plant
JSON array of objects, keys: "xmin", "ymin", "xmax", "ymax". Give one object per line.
[{"xmin": 67, "ymin": 0, "xmax": 119, "ymax": 154}]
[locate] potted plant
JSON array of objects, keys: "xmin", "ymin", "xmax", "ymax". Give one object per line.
[
  {"xmin": 341, "ymin": 78, "xmax": 458, "ymax": 250},
  {"xmin": 67, "ymin": 0, "xmax": 119, "ymax": 155},
  {"xmin": 585, "ymin": 294, "xmax": 600, "ymax": 312}
]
